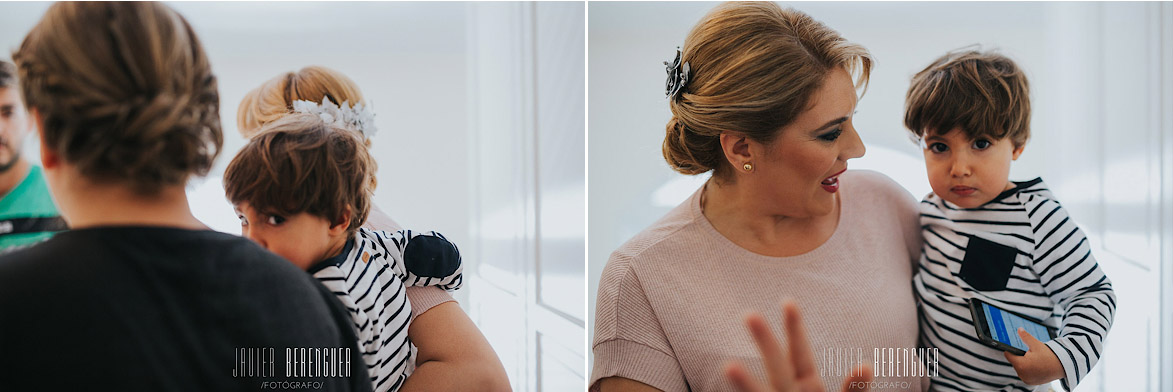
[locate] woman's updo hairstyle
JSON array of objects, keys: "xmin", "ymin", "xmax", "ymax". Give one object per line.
[
  {"xmin": 663, "ymin": 1, "xmax": 873, "ymax": 177},
  {"xmin": 237, "ymin": 66, "xmax": 365, "ymax": 138},
  {"xmin": 13, "ymin": 2, "xmax": 222, "ymax": 195}
]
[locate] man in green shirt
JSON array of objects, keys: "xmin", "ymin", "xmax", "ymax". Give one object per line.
[{"xmin": 0, "ymin": 60, "xmax": 64, "ymax": 254}]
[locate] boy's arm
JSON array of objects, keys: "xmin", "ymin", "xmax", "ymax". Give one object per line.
[
  {"xmin": 1025, "ymin": 196, "xmax": 1116, "ymax": 390},
  {"xmin": 371, "ymin": 229, "xmax": 463, "ymax": 291}
]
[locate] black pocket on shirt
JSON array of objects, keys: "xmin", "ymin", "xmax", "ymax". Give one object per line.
[{"xmin": 959, "ymin": 236, "xmax": 1018, "ymax": 291}]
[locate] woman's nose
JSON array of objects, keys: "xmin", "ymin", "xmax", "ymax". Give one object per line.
[{"xmin": 842, "ymin": 125, "xmax": 866, "ymax": 160}]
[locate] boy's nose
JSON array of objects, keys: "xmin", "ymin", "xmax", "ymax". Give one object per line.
[
  {"xmin": 242, "ymin": 227, "xmax": 267, "ymax": 248},
  {"xmin": 949, "ymin": 155, "xmax": 972, "ymax": 177}
]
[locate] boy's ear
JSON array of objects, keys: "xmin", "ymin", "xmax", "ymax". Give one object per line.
[
  {"xmin": 328, "ymin": 205, "xmax": 353, "ymax": 235},
  {"xmin": 1011, "ymin": 144, "xmax": 1025, "ymax": 161}
]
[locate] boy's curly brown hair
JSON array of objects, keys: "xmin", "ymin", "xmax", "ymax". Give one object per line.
[
  {"xmin": 904, "ymin": 48, "xmax": 1031, "ymax": 147},
  {"xmin": 224, "ymin": 113, "xmax": 374, "ymax": 236}
]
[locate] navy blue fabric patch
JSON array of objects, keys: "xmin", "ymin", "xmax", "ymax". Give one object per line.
[
  {"xmin": 960, "ymin": 236, "xmax": 1018, "ymax": 291},
  {"xmin": 404, "ymin": 235, "xmax": 460, "ymax": 277}
]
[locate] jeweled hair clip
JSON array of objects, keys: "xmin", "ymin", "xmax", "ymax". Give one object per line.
[{"xmin": 664, "ymin": 47, "xmax": 690, "ymax": 100}]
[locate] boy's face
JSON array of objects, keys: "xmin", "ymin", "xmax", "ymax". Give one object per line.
[
  {"xmin": 0, "ymin": 87, "xmax": 33, "ymax": 173},
  {"xmin": 922, "ymin": 127, "xmax": 1024, "ymax": 208},
  {"xmin": 235, "ymin": 202, "xmax": 341, "ymax": 270}
]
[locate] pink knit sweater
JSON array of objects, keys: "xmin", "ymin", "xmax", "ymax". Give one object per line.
[{"xmin": 591, "ymin": 170, "xmax": 928, "ymax": 391}]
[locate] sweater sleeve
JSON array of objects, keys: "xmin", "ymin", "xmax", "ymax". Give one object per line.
[
  {"xmin": 590, "ymin": 253, "xmax": 687, "ymax": 392},
  {"xmin": 369, "ymin": 229, "xmax": 464, "ymax": 291},
  {"xmin": 1024, "ymin": 196, "xmax": 1116, "ymax": 390}
]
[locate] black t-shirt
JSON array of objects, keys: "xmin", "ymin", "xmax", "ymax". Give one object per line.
[{"xmin": 0, "ymin": 226, "xmax": 374, "ymax": 391}]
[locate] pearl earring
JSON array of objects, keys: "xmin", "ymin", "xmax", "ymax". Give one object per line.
[{"xmin": 743, "ymin": 163, "xmax": 753, "ymax": 172}]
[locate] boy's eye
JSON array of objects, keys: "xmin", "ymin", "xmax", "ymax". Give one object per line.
[
  {"xmin": 819, "ymin": 128, "xmax": 842, "ymax": 142},
  {"xmin": 928, "ymin": 142, "xmax": 949, "ymax": 153},
  {"xmin": 973, "ymin": 139, "xmax": 992, "ymax": 150},
  {"xmin": 236, "ymin": 214, "xmax": 248, "ymax": 226},
  {"xmin": 267, "ymin": 215, "xmax": 286, "ymax": 225}
]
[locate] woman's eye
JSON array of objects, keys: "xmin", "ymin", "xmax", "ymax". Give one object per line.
[
  {"xmin": 267, "ymin": 215, "xmax": 286, "ymax": 225},
  {"xmin": 973, "ymin": 139, "xmax": 992, "ymax": 150},
  {"xmin": 236, "ymin": 214, "xmax": 248, "ymax": 225},
  {"xmin": 819, "ymin": 128, "xmax": 842, "ymax": 141},
  {"xmin": 928, "ymin": 142, "xmax": 948, "ymax": 153}
]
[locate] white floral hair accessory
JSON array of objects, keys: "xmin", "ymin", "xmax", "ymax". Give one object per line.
[{"xmin": 291, "ymin": 97, "xmax": 378, "ymax": 139}]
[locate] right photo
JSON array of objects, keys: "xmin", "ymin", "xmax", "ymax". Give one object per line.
[{"xmin": 588, "ymin": 2, "xmax": 1173, "ymax": 392}]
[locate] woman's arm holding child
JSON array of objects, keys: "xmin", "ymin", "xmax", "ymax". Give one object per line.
[{"xmin": 399, "ymin": 301, "xmax": 512, "ymax": 391}]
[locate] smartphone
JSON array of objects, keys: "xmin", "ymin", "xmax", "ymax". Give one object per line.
[{"xmin": 968, "ymin": 298, "xmax": 1058, "ymax": 356}]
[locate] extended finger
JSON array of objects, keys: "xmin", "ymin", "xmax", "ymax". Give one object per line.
[
  {"xmin": 781, "ymin": 301, "xmax": 818, "ymax": 378},
  {"xmin": 746, "ymin": 312, "xmax": 796, "ymax": 390},
  {"xmin": 725, "ymin": 361, "xmax": 771, "ymax": 392}
]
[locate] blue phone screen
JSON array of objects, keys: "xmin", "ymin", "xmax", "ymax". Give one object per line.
[{"xmin": 982, "ymin": 303, "xmax": 1052, "ymax": 352}]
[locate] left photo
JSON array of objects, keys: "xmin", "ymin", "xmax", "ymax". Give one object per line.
[{"xmin": 0, "ymin": 2, "xmax": 585, "ymax": 391}]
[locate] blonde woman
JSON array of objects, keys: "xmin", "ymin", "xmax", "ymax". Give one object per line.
[
  {"xmin": 592, "ymin": 2, "xmax": 926, "ymax": 391},
  {"xmin": 236, "ymin": 66, "xmax": 509, "ymax": 391},
  {"xmin": 0, "ymin": 3, "xmax": 369, "ymax": 390}
]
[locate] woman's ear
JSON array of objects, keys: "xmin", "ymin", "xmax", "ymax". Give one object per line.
[
  {"xmin": 719, "ymin": 132, "xmax": 753, "ymax": 171},
  {"xmin": 32, "ymin": 109, "xmax": 59, "ymax": 170}
]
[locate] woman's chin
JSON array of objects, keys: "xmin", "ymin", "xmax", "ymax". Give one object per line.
[{"xmin": 802, "ymin": 194, "xmax": 836, "ymax": 218}]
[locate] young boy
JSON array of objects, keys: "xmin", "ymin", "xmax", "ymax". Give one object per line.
[
  {"xmin": 904, "ymin": 49, "xmax": 1115, "ymax": 391},
  {"xmin": 224, "ymin": 113, "xmax": 462, "ymax": 392}
]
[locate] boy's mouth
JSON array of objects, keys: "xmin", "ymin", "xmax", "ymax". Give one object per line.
[{"xmin": 951, "ymin": 185, "xmax": 977, "ymax": 196}]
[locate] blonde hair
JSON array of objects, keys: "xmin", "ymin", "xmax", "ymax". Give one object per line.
[
  {"xmin": 663, "ymin": 1, "xmax": 872, "ymax": 178},
  {"xmin": 237, "ymin": 66, "xmax": 365, "ymax": 138},
  {"xmin": 13, "ymin": 2, "xmax": 221, "ymax": 194}
]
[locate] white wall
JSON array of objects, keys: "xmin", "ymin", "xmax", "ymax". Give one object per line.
[
  {"xmin": 465, "ymin": 3, "xmax": 587, "ymax": 390},
  {"xmin": 588, "ymin": 2, "xmax": 1171, "ymax": 390}
]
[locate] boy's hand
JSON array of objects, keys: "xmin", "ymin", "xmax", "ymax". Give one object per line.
[{"xmin": 1003, "ymin": 328, "xmax": 1065, "ymax": 385}]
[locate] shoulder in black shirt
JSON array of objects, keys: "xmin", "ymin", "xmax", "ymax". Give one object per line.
[{"xmin": 0, "ymin": 226, "xmax": 373, "ymax": 392}]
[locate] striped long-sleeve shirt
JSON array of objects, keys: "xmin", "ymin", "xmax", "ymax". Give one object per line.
[
  {"xmin": 310, "ymin": 228, "xmax": 463, "ymax": 392},
  {"xmin": 913, "ymin": 178, "xmax": 1115, "ymax": 391}
]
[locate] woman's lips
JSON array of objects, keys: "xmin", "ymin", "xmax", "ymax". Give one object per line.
[
  {"xmin": 821, "ymin": 169, "xmax": 846, "ymax": 193},
  {"xmin": 951, "ymin": 186, "xmax": 976, "ymax": 196}
]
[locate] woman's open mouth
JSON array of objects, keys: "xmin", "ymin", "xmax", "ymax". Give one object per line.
[{"xmin": 821, "ymin": 169, "xmax": 847, "ymax": 193}]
